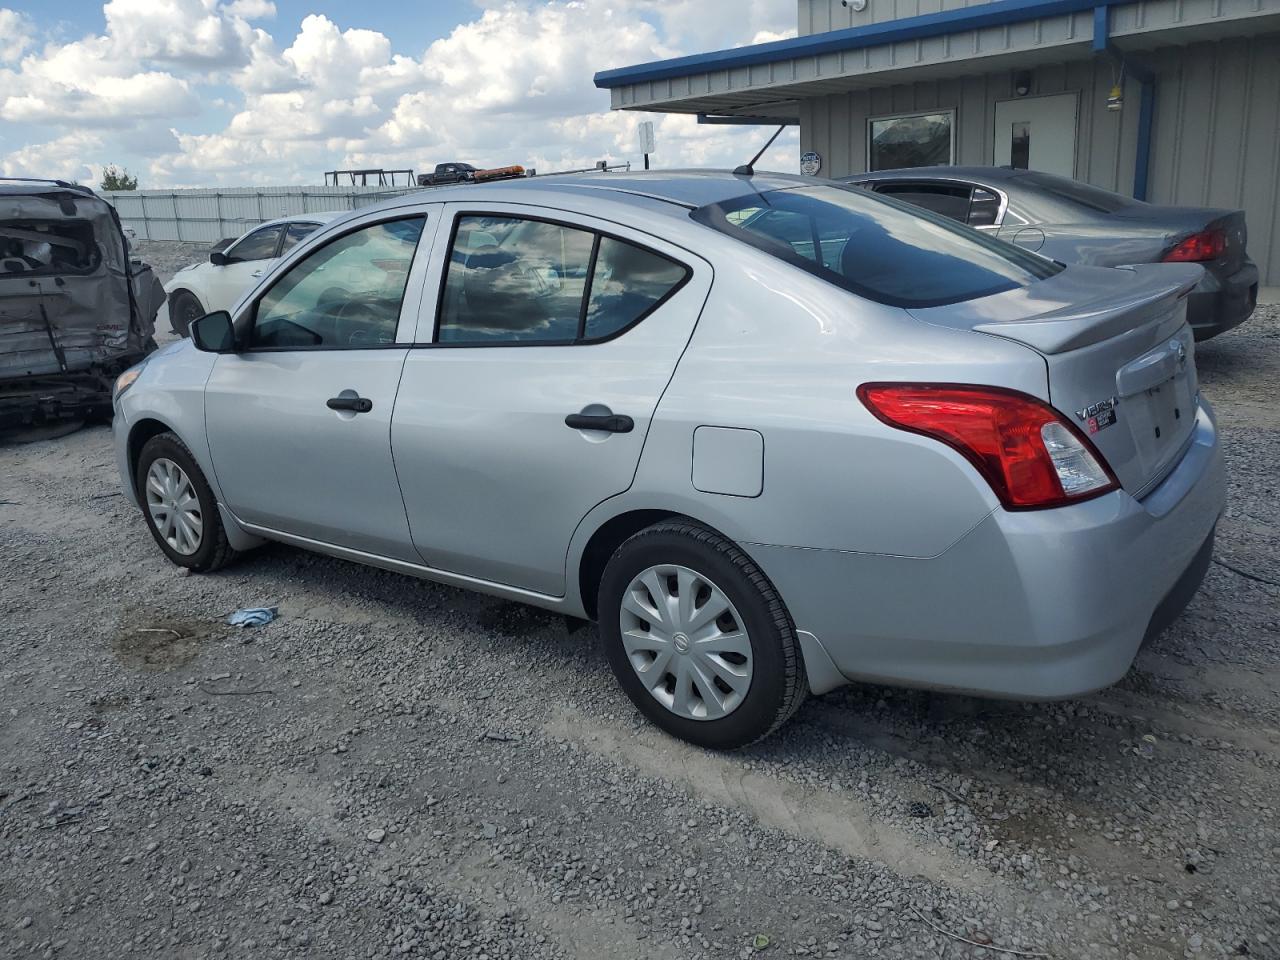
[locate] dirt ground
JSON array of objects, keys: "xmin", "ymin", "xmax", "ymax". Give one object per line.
[{"xmin": 1, "ymin": 250, "xmax": 1277, "ymax": 959}]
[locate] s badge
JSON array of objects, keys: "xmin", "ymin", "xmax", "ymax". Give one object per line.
[{"xmin": 1076, "ymin": 396, "xmax": 1118, "ymax": 434}]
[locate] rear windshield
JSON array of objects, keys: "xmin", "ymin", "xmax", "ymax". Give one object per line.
[
  {"xmin": 1012, "ymin": 171, "xmax": 1134, "ymax": 214},
  {"xmin": 691, "ymin": 184, "xmax": 1060, "ymax": 308},
  {"xmin": 0, "ymin": 220, "xmax": 100, "ymax": 276}
]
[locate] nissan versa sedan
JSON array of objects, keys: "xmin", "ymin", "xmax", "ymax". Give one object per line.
[
  {"xmin": 842, "ymin": 166, "xmax": 1258, "ymax": 340},
  {"xmin": 112, "ymin": 171, "xmax": 1225, "ymax": 749}
]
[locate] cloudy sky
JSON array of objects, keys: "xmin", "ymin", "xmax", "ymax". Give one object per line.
[{"xmin": 0, "ymin": 0, "xmax": 799, "ymax": 189}]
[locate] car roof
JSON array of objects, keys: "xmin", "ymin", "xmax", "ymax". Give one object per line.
[
  {"xmin": 240, "ymin": 210, "xmax": 346, "ymax": 233},
  {"xmin": 349, "ymin": 169, "xmax": 821, "ymax": 224}
]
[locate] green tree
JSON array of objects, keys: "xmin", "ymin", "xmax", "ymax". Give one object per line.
[{"xmin": 100, "ymin": 165, "xmax": 138, "ymax": 191}]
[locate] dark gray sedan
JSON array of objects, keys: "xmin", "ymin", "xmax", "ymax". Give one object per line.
[{"xmin": 841, "ymin": 166, "xmax": 1258, "ymax": 340}]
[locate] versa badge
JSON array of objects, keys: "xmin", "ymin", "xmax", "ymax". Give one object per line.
[{"xmin": 1076, "ymin": 396, "xmax": 1119, "ymax": 434}]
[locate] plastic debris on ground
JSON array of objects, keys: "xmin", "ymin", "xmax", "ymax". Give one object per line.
[{"xmin": 227, "ymin": 606, "xmax": 278, "ymax": 628}]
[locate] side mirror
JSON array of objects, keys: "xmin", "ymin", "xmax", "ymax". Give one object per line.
[
  {"xmin": 190, "ymin": 311, "xmax": 236, "ymax": 353},
  {"xmin": 210, "ymin": 250, "xmax": 230, "ymax": 266}
]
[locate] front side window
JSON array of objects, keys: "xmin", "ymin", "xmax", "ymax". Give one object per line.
[
  {"xmin": 693, "ymin": 184, "xmax": 1060, "ymax": 308},
  {"xmin": 868, "ymin": 111, "xmax": 954, "ymax": 171},
  {"xmin": 228, "ymin": 225, "xmax": 283, "ymax": 262},
  {"xmin": 438, "ymin": 215, "xmax": 688, "ymax": 344},
  {"xmin": 248, "ymin": 216, "xmax": 425, "ymax": 350}
]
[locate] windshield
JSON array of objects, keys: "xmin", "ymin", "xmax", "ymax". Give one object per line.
[{"xmin": 692, "ymin": 183, "xmax": 1060, "ymax": 308}]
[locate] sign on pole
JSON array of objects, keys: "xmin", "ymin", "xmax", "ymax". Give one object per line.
[{"xmin": 638, "ymin": 121, "xmax": 656, "ymax": 156}]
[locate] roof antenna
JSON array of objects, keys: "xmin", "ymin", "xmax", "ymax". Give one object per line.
[{"xmin": 733, "ymin": 125, "xmax": 787, "ymax": 177}]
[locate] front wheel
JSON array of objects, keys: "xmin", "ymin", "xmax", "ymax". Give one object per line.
[
  {"xmin": 598, "ymin": 520, "xmax": 807, "ymax": 749},
  {"xmin": 168, "ymin": 290, "xmax": 204, "ymax": 338},
  {"xmin": 135, "ymin": 432, "xmax": 238, "ymax": 572}
]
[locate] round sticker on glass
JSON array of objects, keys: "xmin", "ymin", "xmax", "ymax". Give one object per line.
[{"xmin": 800, "ymin": 151, "xmax": 822, "ymax": 176}]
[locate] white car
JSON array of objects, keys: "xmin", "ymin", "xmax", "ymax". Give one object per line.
[{"xmin": 163, "ymin": 212, "xmax": 344, "ymax": 336}]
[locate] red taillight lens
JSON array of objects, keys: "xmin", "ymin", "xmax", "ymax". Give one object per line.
[
  {"xmin": 1163, "ymin": 228, "xmax": 1227, "ymax": 262},
  {"xmin": 857, "ymin": 383, "xmax": 1118, "ymax": 510}
]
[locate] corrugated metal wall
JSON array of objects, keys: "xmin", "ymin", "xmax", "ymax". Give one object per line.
[
  {"xmin": 798, "ymin": 0, "xmax": 1001, "ymax": 36},
  {"xmin": 798, "ymin": 35, "xmax": 1280, "ymax": 283},
  {"xmin": 1143, "ymin": 35, "xmax": 1280, "ymax": 288},
  {"xmin": 100, "ymin": 185, "xmax": 421, "ymax": 243}
]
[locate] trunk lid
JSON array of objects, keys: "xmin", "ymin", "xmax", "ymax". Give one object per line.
[{"xmin": 909, "ymin": 262, "xmax": 1203, "ymax": 496}]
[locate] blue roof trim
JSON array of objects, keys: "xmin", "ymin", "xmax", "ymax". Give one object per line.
[{"xmin": 595, "ymin": 0, "xmax": 1108, "ymax": 89}]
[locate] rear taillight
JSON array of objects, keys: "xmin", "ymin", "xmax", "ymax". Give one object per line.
[
  {"xmin": 1162, "ymin": 228, "xmax": 1227, "ymax": 262},
  {"xmin": 857, "ymin": 383, "xmax": 1118, "ymax": 510}
]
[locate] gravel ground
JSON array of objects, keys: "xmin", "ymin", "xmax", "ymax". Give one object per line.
[{"xmin": 2, "ymin": 247, "xmax": 1278, "ymax": 960}]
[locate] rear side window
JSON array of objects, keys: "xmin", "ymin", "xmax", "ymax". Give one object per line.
[
  {"xmin": 693, "ymin": 184, "xmax": 1059, "ymax": 308},
  {"xmin": 874, "ymin": 182, "xmax": 1003, "ymax": 227},
  {"xmin": 875, "ymin": 182, "xmax": 971, "ymax": 222},
  {"xmin": 280, "ymin": 221, "xmax": 320, "ymax": 254},
  {"xmin": 438, "ymin": 215, "xmax": 689, "ymax": 344}
]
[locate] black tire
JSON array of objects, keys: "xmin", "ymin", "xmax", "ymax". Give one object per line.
[
  {"xmin": 168, "ymin": 289, "xmax": 204, "ymax": 338},
  {"xmin": 135, "ymin": 431, "xmax": 238, "ymax": 573},
  {"xmin": 598, "ymin": 520, "xmax": 807, "ymax": 749}
]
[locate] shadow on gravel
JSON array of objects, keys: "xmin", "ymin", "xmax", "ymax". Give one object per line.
[
  {"xmin": 113, "ymin": 607, "xmax": 223, "ymax": 670},
  {"xmin": 476, "ymin": 600, "xmax": 563, "ymax": 637}
]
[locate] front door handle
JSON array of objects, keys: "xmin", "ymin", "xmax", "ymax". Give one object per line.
[
  {"xmin": 565, "ymin": 413, "xmax": 633, "ymax": 433},
  {"xmin": 327, "ymin": 395, "xmax": 373, "ymax": 413}
]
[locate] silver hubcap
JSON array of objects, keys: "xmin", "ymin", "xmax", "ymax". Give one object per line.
[
  {"xmin": 145, "ymin": 458, "xmax": 203, "ymax": 556},
  {"xmin": 619, "ymin": 564, "xmax": 752, "ymax": 721}
]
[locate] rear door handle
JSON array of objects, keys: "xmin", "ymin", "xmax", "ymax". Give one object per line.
[
  {"xmin": 565, "ymin": 413, "xmax": 634, "ymax": 433},
  {"xmin": 327, "ymin": 395, "xmax": 373, "ymax": 413}
]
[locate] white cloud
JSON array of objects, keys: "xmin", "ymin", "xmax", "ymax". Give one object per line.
[
  {"xmin": 225, "ymin": 0, "xmax": 275, "ymax": 19},
  {"xmin": 8, "ymin": 0, "xmax": 802, "ymax": 187},
  {"xmin": 4, "ymin": 70, "xmax": 199, "ymax": 126},
  {"xmin": 0, "ymin": 132, "xmax": 104, "ymax": 184},
  {"xmin": 103, "ymin": 0, "xmax": 254, "ymax": 66},
  {"xmin": 0, "ymin": 8, "xmax": 33, "ymax": 64}
]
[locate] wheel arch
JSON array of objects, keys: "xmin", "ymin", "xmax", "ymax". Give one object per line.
[
  {"xmin": 165, "ymin": 287, "xmax": 205, "ymax": 336},
  {"xmin": 577, "ymin": 508, "xmax": 681, "ymax": 621},
  {"xmin": 127, "ymin": 416, "xmax": 179, "ymax": 493},
  {"xmin": 574, "ymin": 504, "xmax": 848, "ymax": 697}
]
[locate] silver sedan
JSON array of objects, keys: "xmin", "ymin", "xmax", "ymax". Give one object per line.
[{"xmin": 112, "ymin": 172, "xmax": 1225, "ymax": 748}]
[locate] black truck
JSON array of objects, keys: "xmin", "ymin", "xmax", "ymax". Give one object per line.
[{"xmin": 416, "ymin": 163, "xmax": 477, "ymax": 187}]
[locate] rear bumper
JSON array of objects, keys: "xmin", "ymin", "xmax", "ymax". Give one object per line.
[
  {"xmin": 1186, "ymin": 260, "xmax": 1258, "ymax": 340},
  {"xmin": 748, "ymin": 401, "xmax": 1225, "ymax": 700}
]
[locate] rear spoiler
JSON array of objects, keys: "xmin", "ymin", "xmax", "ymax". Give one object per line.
[{"xmin": 971, "ymin": 263, "xmax": 1202, "ymax": 354}]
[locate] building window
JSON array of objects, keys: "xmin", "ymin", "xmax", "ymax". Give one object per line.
[{"xmin": 867, "ymin": 110, "xmax": 955, "ymax": 171}]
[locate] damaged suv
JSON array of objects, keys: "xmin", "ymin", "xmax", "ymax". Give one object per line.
[{"xmin": 1, "ymin": 179, "xmax": 164, "ymax": 434}]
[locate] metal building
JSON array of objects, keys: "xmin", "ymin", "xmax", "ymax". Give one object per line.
[{"xmin": 595, "ymin": 0, "xmax": 1280, "ymax": 284}]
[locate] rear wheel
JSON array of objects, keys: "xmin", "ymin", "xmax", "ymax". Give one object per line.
[
  {"xmin": 598, "ymin": 520, "xmax": 807, "ymax": 749},
  {"xmin": 168, "ymin": 289, "xmax": 204, "ymax": 338},
  {"xmin": 135, "ymin": 432, "xmax": 237, "ymax": 572}
]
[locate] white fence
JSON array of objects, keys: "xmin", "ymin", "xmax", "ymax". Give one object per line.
[{"xmin": 100, "ymin": 186, "xmax": 423, "ymax": 243}]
